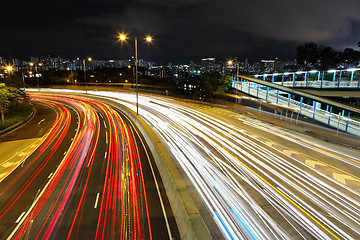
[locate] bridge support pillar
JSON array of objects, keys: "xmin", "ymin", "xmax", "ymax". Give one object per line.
[
  {"xmin": 332, "ymin": 71, "xmax": 337, "ymax": 87},
  {"xmin": 345, "ymin": 112, "xmax": 350, "ymax": 132},
  {"xmin": 313, "ymin": 101, "xmax": 316, "ymax": 118},
  {"xmin": 338, "ymin": 70, "xmax": 342, "ymax": 88},
  {"xmin": 266, "ymin": 87, "xmax": 269, "ymax": 102},
  {"xmin": 328, "ymin": 106, "xmax": 332, "ymax": 124},
  {"xmin": 292, "ymin": 73, "xmax": 296, "ymax": 87},
  {"xmin": 288, "ymin": 94, "xmax": 291, "ymax": 106}
]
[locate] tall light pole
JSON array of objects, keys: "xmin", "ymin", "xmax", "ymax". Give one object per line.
[
  {"xmin": 30, "ymin": 62, "xmax": 42, "ymax": 91},
  {"xmin": 6, "ymin": 65, "xmax": 13, "ymax": 81},
  {"xmin": 118, "ymin": 34, "xmax": 152, "ymax": 115},
  {"xmin": 83, "ymin": 57, "xmax": 92, "ymax": 94},
  {"xmin": 228, "ymin": 60, "xmax": 240, "ymax": 103}
]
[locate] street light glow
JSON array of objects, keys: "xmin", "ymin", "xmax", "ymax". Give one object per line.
[
  {"xmin": 119, "ymin": 34, "xmax": 127, "ymax": 41},
  {"xmin": 227, "ymin": 60, "xmax": 233, "ymax": 65},
  {"xmin": 29, "ymin": 62, "xmax": 34, "ymax": 67},
  {"xmin": 145, "ymin": 36, "xmax": 152, "ymax": 42},
  {"xmin": 117, "ymin": 32, "xmax": 155, "ymax": 115},
  {"xmin": 88, "ymin": 57, "xmax": 92, "ymax": 62},
  {"xmin": 6, "ymin": 66, "xmax": 13, "ymax": 72}
]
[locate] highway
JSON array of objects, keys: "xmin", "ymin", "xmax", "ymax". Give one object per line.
[
  {"xmin": 0, "ymin": 93, "xmax": 177, "ymax": 239},
  {"xmin": 81, "ymin": 90, "xmax": 360, "ymax": 240}
]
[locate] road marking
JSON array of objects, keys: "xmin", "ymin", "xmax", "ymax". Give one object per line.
[
  {"xmin": 103, "ymin": 120, "xmax": 107, "ymax": 128},
  {"xmin": 0, "ymin": 172, "xmax": 7, "ymax": 180},
  {"xmin": 305, "ymin": 160, "xmax": 327, "ymax": 169},
  {"xmin": 104, "ymin": 152, "xmax": 107, "ymax": 159},
  {"xmin": 38, "ymin": 119, "xmax": 45, "ymax": 125},
  {"xmin": 120, "ymin": 112, "xmax": 173, "ymax": 240},
  {"xmin": 283, "ymin": 149, "xmax": 298, "ymax": 156},
  {"xmin": 94, "ymin": 193, "xmax": 100, "ymax": 208},
  {"xmin": 17, "ymin": 151, "xmax": 26, "ymax": 157},
  {"xmin": 333, "ymin": 173, "xmax": 359, "ymax": 185},
  {"xmin": 105, "ymin": 131, "xmax": 108, "ymax": 144},
  {"xmin": 2, "ymin": 162, "xmax": 13, "ymax": 168},
  {"xmin": 15, "ymin": 212, "xmax": 26, "ymax": 223},
  {"xmin": 63, "ymin": 151, "xmax": 67, "ymax": 156},
  {"xmin": 48, "ymin": 173, "xmax": 53, "ymax": 179}
]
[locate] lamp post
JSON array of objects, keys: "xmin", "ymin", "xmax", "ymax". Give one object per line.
[
  {"xmin": 5, "ymin": 65, "xmax": 13, "ymax": 81},
  {"xmin": 118, "ymin": 34, "xmax": 152, "ymax": 115},
  {"xmin": 30, "ymin": 62, "xmax": 42, "ymax": 91},
  {"xmin": 83, "ymin": 57, "xmax": 92, "ymax": 94},
  {"xmin": 228, "ymin": 60, "xmax": 240, "ymax": 103}
]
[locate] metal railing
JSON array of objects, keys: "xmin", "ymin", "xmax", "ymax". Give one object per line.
[
  {"xmin": 275, "ymin": 80, "xmax": 360, "ymax": 88},
  {"xmin": 233, "ymin": 80, "xmax": 360, "ymax": 136}
]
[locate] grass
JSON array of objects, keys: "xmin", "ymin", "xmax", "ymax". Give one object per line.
[{"xmin": 0, "ymin": 101, "xmax": 34, "ymax": 131}]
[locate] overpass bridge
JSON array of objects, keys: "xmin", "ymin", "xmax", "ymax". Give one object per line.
[
  {"xmin": 253, "ymin": 68, "xmax": 360, "ymax": 89},
  {"xmin": 232, "ymin": 73, "xmax": 360, "ymax": 137}
]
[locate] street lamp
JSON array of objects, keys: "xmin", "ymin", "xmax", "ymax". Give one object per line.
[
  {"xmin": 30, "ymin": 62, "xmax": 42, "ymax": 90},
  {"xmin": 83, "ymin": 57, "xmax": 92, "ymax": 94},
  {"xmin": 5, "ymin": 65, "xmax": 13, "ymax": 80},
  {"xmin": 6, "ymin": 65, "xmax": 13, "ymax": 72},
  {"xmin": 228, "ymin": 60, "xmax": 240, "ymax": 103},
  {"xmin": 118, "ymin": 33, "xmax": 153, "ymax": 115}
]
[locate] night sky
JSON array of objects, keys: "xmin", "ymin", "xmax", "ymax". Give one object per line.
[{"xmin": 1, "ymin": 0, "xmax": 360, "ymax": 64}]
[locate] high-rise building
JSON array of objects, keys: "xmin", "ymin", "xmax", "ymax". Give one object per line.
[
  {"xmin": 30, "ymin": 57, "xmax": 39, "ymax": 64},
  {"xmin": 261, "ymin": 60, "xmax": 275, "ymax": 73},
  {"xmin": 201, "ymin": 58, "xmax": 215, "ymax": 73}
]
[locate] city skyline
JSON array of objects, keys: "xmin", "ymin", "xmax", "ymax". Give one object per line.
[{"xmin": 1, "ymin": 0, "xmax": 359, "ymax": 63}]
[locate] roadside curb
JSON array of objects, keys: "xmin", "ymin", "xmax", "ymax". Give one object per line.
[
  {"xmin": 114, "ymin": 105, "xmax": 212, "ymax": 240},
  {"xmin": 0, "ymin": 106, "xmax": 35, "ymax": 136}
]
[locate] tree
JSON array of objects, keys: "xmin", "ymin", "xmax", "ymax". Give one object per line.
[
  {"xmin": 319, "ymin": 47, "xmax": 339, "ymax": 70},
  {"xmin": 198, "ymin": 72, "xmax": 232, "ymax": 99},
  {"xmin": 296, "ymin": 42, "xmax": 320, "ymax": 69},
  {"xmin": 340, "ymin": 48, "xmax": 360, "ymax": 67},
  {"xmin": 0, "ymin": 83, "xmax": 28, "ymax": 125},
  {"xmin": 0, "ymin": 84, "xmax": 11, "ymax": 125}
]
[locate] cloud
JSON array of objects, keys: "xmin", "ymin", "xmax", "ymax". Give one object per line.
[
  {"xmin": 1, "ymin": 0, "xmax": 359, "ymax": 62},
  {"xmin": 135, "ymin": 0, "xmax": 206, "ymax": 8},
  {"xmin": 204, "ymin": 0, "xmax": 360, "ymax": 44}
]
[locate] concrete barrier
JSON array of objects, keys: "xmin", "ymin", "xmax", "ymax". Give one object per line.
[
  {"xmin": 0, "ymin": 108, "xmax": 34, "ymax": 136},
  {"xmin": 109, "ymin": 102, "xmax": 212, "ymax": 240}
]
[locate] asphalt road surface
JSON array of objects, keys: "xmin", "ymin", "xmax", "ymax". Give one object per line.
[
  {"xmin": 83, "ymin": 89, "xmax": 360, "ymax": 240},
  {"xmin": 0, "ymin": 93, "xmax": 178, "ymax": 240}
]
